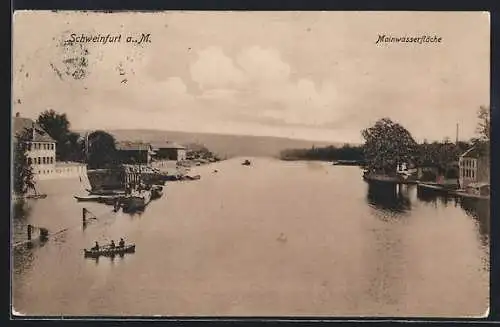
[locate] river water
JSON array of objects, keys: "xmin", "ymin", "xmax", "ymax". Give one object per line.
[{"xmin": 12, "ymin": 157, "xmax": 489, "ymax": 317}]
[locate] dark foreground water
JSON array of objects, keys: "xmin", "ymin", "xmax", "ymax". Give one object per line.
[{"xmin": 12, "ymin": 158, "xmax": 489, "ymax": 317}]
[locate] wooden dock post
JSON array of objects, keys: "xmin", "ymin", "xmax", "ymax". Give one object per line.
[{"xmin": 27, "ymin": 224, "xmax": 32, "ymax": 240}]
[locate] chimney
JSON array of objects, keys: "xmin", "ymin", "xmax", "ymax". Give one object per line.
[{"xmin": 15, "ymin": 112, "xmax": 20, "ymax": 117}]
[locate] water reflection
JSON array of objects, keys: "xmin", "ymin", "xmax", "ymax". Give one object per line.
[
  {"xmin": 460, "ymin": 197, "xmax": 490, "ymax": 247},
  {"xmin": 416, "ymin": 187, "xmax": 459, "ymax": 209},
  {"xmin": 13, "ymin": 200, "xmax": 33, "ymax": 220},
  {"xmin": 13, "ymin": 238, "xmax": 48, "ymax": 276},
  {"xmin": 416, "ymin": 189, "xmax": 490, "ymax": 247},
  {"xmin": 366, "ymin": 182, "xmax": 412, "ymax": 214},
  {"xmin": 84, "ymin": 253, "xmax": 126, "ymax": 265}
]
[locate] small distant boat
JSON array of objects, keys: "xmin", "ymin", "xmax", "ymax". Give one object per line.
[
  {"xmin": 242, "ymin": 160, "xmax": 251, "ymax": 166},
  {"xmin": 332, "ymin": 160, "xmax": 362, "ymax": 166},
  {"xmin": 21, "ymin": 186, "xmax": 48, "ymax": 200},
  {"xmin": 25, "ymin": 194, "xmax": 48, "ymax": 199},
  {"xmin": 184, "ymin": 174, "xmax": 201, "ymax": 181},
  {"xmin": 84, "ymin": 244, "xmax": 136, "ymax": 258}
]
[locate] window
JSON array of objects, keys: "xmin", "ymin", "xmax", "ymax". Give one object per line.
[{"xmin": 28, "ymin": 158, "xmax": 32, "ymax": 164}]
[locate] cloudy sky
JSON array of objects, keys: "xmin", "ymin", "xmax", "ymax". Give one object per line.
[{"xmin": 13, "ymin": 11, "xmax": 489, "ymax": 143}]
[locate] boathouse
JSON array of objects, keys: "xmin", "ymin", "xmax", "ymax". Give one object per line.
[
  {"xmin": 151, "ymin": 141, "xmax": 187, "ymax": 162},
  {"xmin": 115, "ymin": 141, "xmax": 153, "ymax": 165},
  {"xmin": 459, "ymin": 145, "xmax": 490, "ymax": 188}
]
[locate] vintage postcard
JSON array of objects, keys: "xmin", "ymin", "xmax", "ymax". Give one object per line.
[{"xmin": 11, "ymin": 11, "xmax": 490, "ymax": 317}]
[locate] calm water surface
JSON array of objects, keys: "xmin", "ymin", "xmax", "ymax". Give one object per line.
[{"xmin": 12, "ymin": 157, "xmax": 489, "ymax": 317}]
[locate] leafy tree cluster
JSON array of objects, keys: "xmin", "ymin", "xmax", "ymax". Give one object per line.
[
  {"xmin": 361, "ymin": 118, "xmax": 418, "ymax": 175},
  {"xmin": 36, "ymin": 109, "xmax": 82, "ymax": 162},
  {"xmin": 36, "ymin": 110, "xmax": 119, "ymax": 169},
  {"xmin": 86, "ymin": 130, "xmax": 118, "ymax": 169},
  {"xmin": 415, "ymin": 140, "xmax": 470, "ymax": 168}
]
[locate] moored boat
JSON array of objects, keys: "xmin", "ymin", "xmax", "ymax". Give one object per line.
[
  {"xmin": 416, "ymin": 182, "xmax": 447, "ymax": 191},
  {"xmin": 450, "ymin": 182, "xmax": 490, "ymax": 201},
  {"xmin": 84, "ymin": 244, "xmax": 136, "ymax": 258},
  {"xmin": 122, "ymin": 190, "xmax": 152, "ymax": 212},
  {"xmin": 74, "ymin": 194, "xmax": 124, "ymax": 203},
  {"xmin": 151, "ymin": 185, "xmax": 164, "ymax": 199}
]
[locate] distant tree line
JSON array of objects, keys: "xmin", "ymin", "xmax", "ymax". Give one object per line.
[{"xmin": 280, "ymin": 144, "xmax": 364, "ymax": 162}]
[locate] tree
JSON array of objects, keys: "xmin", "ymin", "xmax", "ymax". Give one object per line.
[
  {"xmin": 476, "ymin": 105, "xmax": 490, "ymax": 142},
  {"xmin": 361, "ymin": 118, "xmax": 417, "ymax": 174},
  {"xmin": 86, "ymin": 131, "xmax": 118, "ymax": 169},
  {"xmin": 37, "ymin": 109, "xmax": 73, "ymax": 161},
  {"xmin": 66, "ymin": 132, "xmax": 85, "ymax": 162},
  {"xmin": 13, "ymin": 128, "xmax": 35, "ymax": 196},
  {"xmin": 471, "ymin": 105, "xmax": 490, "ymax": 157}
]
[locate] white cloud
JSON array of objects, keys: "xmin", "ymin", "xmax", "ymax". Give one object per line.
[
  {"xmin": 190, "ymin": 46, "xmax": 246, "ymax": 90},
  {"xmin": 236, "ymin": 46, "xmax": 291, "ymax": 82},
  {"xmin": 188, "ymin": 45, "xmax": 344, "ymax": 128}
]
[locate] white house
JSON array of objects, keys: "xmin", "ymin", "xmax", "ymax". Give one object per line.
[
  {"xmin": 458, "ymin": 145, "xmax": 490, "ymax": 189},
  {"xmin": 13, "ymin": 113, "xmax": 87, "ymax": 180},
  {"xmin": 13, "ymin": 113, "xmax": 57, "ymax": 177}
]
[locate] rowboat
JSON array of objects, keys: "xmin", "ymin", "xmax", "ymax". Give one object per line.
[{"xmin": 83, "ymin": 244, "xmax": 135, "ymax": 258}]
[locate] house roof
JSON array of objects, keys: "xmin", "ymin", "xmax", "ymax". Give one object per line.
[
  {"xmin": 150, "ymin": 141, "xmax": 186, "ymax": 150},
  {"xmin": 13, "ymin": 117, "xmax": 56, "ymax": 143},
  {"xmin": 460, "ymin": 145, "xmax": 488, "ymax": 159},
  {"xmin": 115, "ymin": 141, "xmax": 151, "ymax": 151}
]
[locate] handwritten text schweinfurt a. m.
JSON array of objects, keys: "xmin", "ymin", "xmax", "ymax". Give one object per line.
[
  {"xmin": 65, "ymin": 33, "xmax": 151, "ymax": 45},
  {"xmin": 376, "ymin": 34, "xmax": 442, "ymax": 44}
]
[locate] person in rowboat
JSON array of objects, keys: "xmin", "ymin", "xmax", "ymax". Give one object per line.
[
  {"xmin": 92, "ymin": 241, "xmax": 99, "ymax": 251},
  {"xmin": 110, "ymin": 240, "xmax": 116, "ymax": 248},
  {"xmin": 119, "ymin": 238, "xmax": 125, "ymax": 248}
]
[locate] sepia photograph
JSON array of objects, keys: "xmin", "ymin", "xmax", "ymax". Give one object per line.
[{"xmin": 11, "ymin": 11, "xmax": 490, "ymax": 317}]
